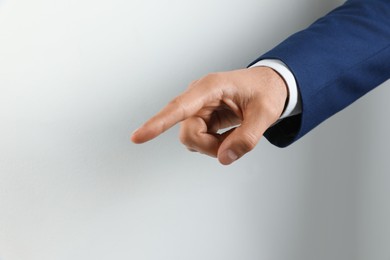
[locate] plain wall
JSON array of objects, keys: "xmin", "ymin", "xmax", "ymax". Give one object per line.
[{"xmin": 0, "ymin": 0, "xmax": 389, "ymax": 259}]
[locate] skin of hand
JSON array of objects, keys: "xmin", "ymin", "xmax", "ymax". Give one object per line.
[{"xmin": 131, "ymin": 66, "xmax": 288, "ymax": 165}]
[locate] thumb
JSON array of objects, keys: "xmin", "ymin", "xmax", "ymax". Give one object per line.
[{"xmin": 217, "ymin": 108, "xmax": 270, "ymax": 165}]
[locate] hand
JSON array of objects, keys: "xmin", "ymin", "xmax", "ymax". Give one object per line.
[{"xmin": 131, "ymin": 67, "xmax": 288, "ymax": 165}]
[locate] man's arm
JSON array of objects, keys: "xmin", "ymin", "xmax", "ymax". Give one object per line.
[
  {"xmin": 132, "ymin": 0, "xmax": 390, "ymax": 164},
  {"xmin": 253, "ymin": 0, "xmax": 390, "ymax": 147}
]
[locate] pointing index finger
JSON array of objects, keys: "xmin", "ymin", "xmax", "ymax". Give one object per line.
[{"xmin": 131, "ymin": 86, "xmax": 216, "ymax": 143}]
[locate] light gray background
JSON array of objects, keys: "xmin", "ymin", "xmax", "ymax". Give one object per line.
[{"xmin": 0, "ymin": 0, "xmax": 389, "ymax": 259}]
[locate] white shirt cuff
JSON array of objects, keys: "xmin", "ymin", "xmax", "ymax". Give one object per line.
[{"xmin": 250, "ymin": 59, "xmax": 302, "ymax": 120}]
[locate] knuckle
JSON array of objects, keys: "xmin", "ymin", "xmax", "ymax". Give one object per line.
[
  {"xmin": 170, "ymin": 96, "xmax": 188, "ymax": 117},
  {"xmin": 179, "ymin": 128, "xmax": 195, "ymax": 147},
  {"xmin": 201, "ymin": 73, "xmax": 227, "ymax": 97},
  {"xmin": 202, "ymin": 72, "xmax": 224, "ymax": 85},
  {"xmin": 240, "ymin": 132, "xmax": 258, "ymax": 152},
  {"xmin": 170, "ymin": 96, "xmax": 184, "ymax": 107}
]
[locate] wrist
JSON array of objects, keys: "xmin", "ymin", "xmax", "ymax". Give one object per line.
[{"xmin": 248, "ymin": 66, "xmax": 288, "ymax": 119}]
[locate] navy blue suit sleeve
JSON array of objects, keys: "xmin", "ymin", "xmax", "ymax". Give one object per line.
[{"xmin": 249, "ymin": 0, "xmax": 390, "ymax": 147}]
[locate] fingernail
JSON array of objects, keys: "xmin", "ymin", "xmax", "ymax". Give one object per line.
[
  {"xmin": 220, "ymin": 149, "xmax": 238, "ymax": 165},
  {"xmin": 227, "ymin": 150, "xmax": 238, "ymax": 161},
  {"xmin": 132, "ymin": 128, "xmax": 140, "ymax": 136},
  {"xmin": 131, "ymin": 128, "xmax": 141, "ymax": 143}
]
